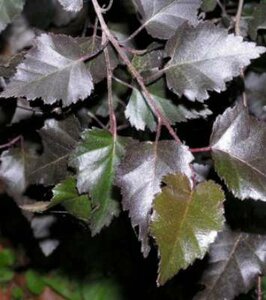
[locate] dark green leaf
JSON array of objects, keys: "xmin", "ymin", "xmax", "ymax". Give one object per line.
[
  {"xmin": 132, "ymin": 0, "xmax": 201, "ymax": 39},
  {"xmin": 151, "ymin": 173, "xmax": 225, "ymax": 285},
  {"xmin": 1, "ymin": 33, "xmax": 93, "ymax": 107},
  {"xmin": 201, "ymin": 0, "xmax": 217, "ymax": 12},
  {"xmin": 0, "ymin": 268, "xmax": 14, "ymax": 283},
  {"xmin": 0, "ymin": 249, "xmax": 15, "ymax": 268},
  {"xmin": 164, "ymin": 22, "xmax": 265, "ymax": 101},
  {"xmin": 26, "ymin": 270, "xmax": 45, "ymax": 295},
  {"xmin": 194, "ymin": 226, "xmax": 266, "ymax": 300},
  {"xmin": 0, "ymin": 0, "xmax": 25, "ymax": 32},
  {"xmin": 70, "ymin": 129, "xmax": 129, "ymax": 235},
  {"xmin": 117, "ymin": 141, "xmax": 194, "ymax": 257},
  {"xmin": 211, "ymin": 102, "xmax": 266, "ymax": 201},
  {"xmin": 248, "ymin": 4, "xmax": 266, "ymax": 40}
]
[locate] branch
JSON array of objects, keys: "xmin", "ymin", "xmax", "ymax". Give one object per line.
[
  {"xmin": 91, "ymin": 0, "xmax": 181, "ymax": 144},
  {"xmin": 0, "ymin": 136, "xmax": 21, "ymax": 150},
  {"xmin": 103, "ymin": 32, "xmax": 117, "ymax": 136},
  {"xmin": 190, "ymin": 146, "xmax": 212, "ymax": 153},
  {"xmin": 235, "ymin": 0, "xmax": 247, "ymax": 107}
]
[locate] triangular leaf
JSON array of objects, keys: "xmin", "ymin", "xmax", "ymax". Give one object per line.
[
  {"xmin": 58, "ymin": 0, "xmax": 83, "ymax": 12},
  {"xmin": 1, "ymin": 33, "xmax": 93, "ymax": 107},
  {"xmin": 132, "ymin": 0, "xmax": 201, "ymax": 39},
  {"xmin": 164, "ymin": 22, "xmax": 266, "ymax": 101},
  {"xmin": 125, "ymin": 80, "xmax": 212, "ymax": 131},
  {"xmin": 194, "ymin": 226, "xmax": 266, "ymax": 300},
  {"xmin": 0, "ymin": 0, "xmax": 25, "ymax": 32},
  {"xmin": 210, "ymin": 102, "xmax": 266, "ymax": 201},
  {"xmin": 70, "ymin": 128, "xmax": 129, "ymax": 235},
  {"xmin": 151, "ymin": 173, "xmax": 225, "ymax": 285},
  {"xmin": 116, "ymin": 141, "xmax": 194, "ymax": 257}
]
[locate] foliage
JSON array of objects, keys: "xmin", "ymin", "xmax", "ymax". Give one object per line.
[{"xmin": 0, "ymin": 0, "xmax": 265, "ymax": 299}]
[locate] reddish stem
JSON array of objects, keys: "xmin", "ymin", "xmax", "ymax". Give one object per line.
[
  {"xmin": 0, "ymin": 136, "xmax": 21, "ymax": 150},
  {"xmin": 190, "ymin": 146, "xmax": 212, "ymax": 153}
]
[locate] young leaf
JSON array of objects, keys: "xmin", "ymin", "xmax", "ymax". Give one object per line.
[
  {"xmin": 70, "ymin": 128, "xmax": 129, "ymax": 235},
  {"xmin": 245, "ymin": 72, "xmax": 266, "ymax": 121},
  {"xmin": 164, "ymin": 22, "xmax": 266, "ymax": 101},
  {"xmin": 22, "ymin": 177, "xmax": 91, "ymax": 221},
  {"xmin": 116, "ymin": 141, "xmax": 194, "ymax": 257},
  {"xmin": 58, "ymin": 0, "xmax": 83, "ymax": 12},
  {"xmin": 132, "ymin": 0, "xmax": 201, "ymax": 39},
  {"xmin": 125, "ymin": 82, "xmax": 212, "ymax": 131},
  {"xmin": 1, "ymin": 33, "xmax": 93, "ymax": 106},
  {"xmin": 0, "ymin": 0, "xmax": 25, "ymax": 32},
  {"xmin": 151, "ymin": 173, "xmax": 225, "ymax": 285},
  {"xmin": 201, "ymin": 0, "xmax": 217, "ymax": 12},
  {"xmin": 210, "ymin": 102, "xmax": 266, "ymax": 201},
  {"xmin": 194, "ymin": 226, "xmax": 266, "ymax": 300}
]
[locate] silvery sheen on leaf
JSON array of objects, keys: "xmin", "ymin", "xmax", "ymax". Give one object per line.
[
  {"xmin": 132, "ymin": 0, "xmax": 201, "ymax": 39},
  {"xmin": 58, "ymin": 0, "xmax": 83, "ymax": 12},
  {"xmin": 164, "ymin": 22, "xmax": 266, "ymax": 101},
  {"xmin": 1, "ymin": 33, "xmax": 93, "ymax": 106},
  {"xmin": 151, "ymin": 173, "xmax": 225, "ymax": 285},
  {"xmin": 116, "ymin": 141, "xmax": 194, "ymax": 257},
  {"xmin": 211, "ymin": 102, "xmax": 266, "ymax": 201},
  {"xmin": 194, "ymin": 226, "xmax": 266, "ymax": 300}
]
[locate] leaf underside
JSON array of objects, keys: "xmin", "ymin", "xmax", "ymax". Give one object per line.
[
  {"xmin": 0, "ymin": 0, "xmax": 25, "ymax": 32},
  {"xmin": 58, "ymin": 0, "xmax": 83, "ymax": 12}
]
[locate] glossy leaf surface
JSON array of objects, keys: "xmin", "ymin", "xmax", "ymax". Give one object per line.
[
  {"xmin": 165, "ymin": 22, "xmax": 265, "ymax": 101},
  {"xmin": 117, "ymin": 141, "xmax": 194, "ymax": 257},
  {"xmin": 151, "ymin": 173, "xmax": 225, "ymax": 285},
  {"xmin": 211, "ymin": 102, "xmax": 266, "ymax": 201}
]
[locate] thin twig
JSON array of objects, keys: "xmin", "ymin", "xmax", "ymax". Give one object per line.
[
  {"xmin": 235, "ymin": 0, "xmax": 247, "ymax": 107},
  {"xmin": 87, "ymin": 111, "xmax": 107, "ymax": 129},
  {"xmin": 101, "ymin": 0, "xmax": 113, "ymax": 13},
  {"xmin": 0, "ymin": 136, "xmax": 21, "ymax": 150},
  {"xmin": 257, "ymin": 275, "xmax": 262, "ymax": 300},
  {"xmin": 113, "ymin": 76, "xmax": 134, "ymax": 90},
  {"xmin": 91, "ymin": 0, "xmax": 181, "ymax": 144},
  {"xmin": 120, "ymin": 23, "xmax": 146, "ymax": 44},
  {"xmin": 120, "ymin": 45, "xmax": 148, "ymax": 55},
  {"xmin": 103, "ymin": 32, "xmax": 117, "ymax": 136},
  {"xmin": 190, "ymin": 146, "xmax": 212, "ymax": 153}
]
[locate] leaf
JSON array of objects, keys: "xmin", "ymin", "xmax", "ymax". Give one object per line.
[
  {"xmin": 116, "ymin": 141, "xmax": 194, "ymax": 257},
  {"xmin": 201, "ymin": 0, "xmax": 217, "ymax": 12},
  {"xmin": 210, "ymin": 102, "xmax": 266, "ymax": 201},
  {"xmin": 194, "ymin": 226, "xmax": 266, "ymax": 300},
  {"xmin": 164, "ymin": 22, "xmax": 266, "ymax": 101},
  {"xmin": 0, "ymin": 0, "xmax": 25, "ymax": 32},
  {"xmin": 245, "ymin": 72, "xmax": 266, "ymax": 121},
  {"xmin": 70, "ymin": 129, "xmax": 129, "ymax": 235},
  {"xmin": 132, "ymin": 0, "xmax": 201, "ymax": 39},
  {"xmin": 150, "ymin": 173, "xmax": 224, "ymax": 285},
  {"xmin": 125, "ymin": 80, "xmax": 212, "ymax": 131},
  {"xmin": 1, "ymin": 33, "xmax": 93, "ymax": 107},
  {"xmin": 22, "ymin": 177, "xmax": 91, "ymax": 221},
  {"xmin": 0, "ymin": 116, "xmax": 80, "ymax": 196},
  {"xmin": 248, "ymin": 4, "xmax": 266, "ymax": 40},
  {"xmin": 78, "ymin": 36, "xmax": 119, "ymax": 84},
  {"xmin": 58, "ymin": 0, "xmax": 83, "ymax": 12},
  {"xmin": 36, "ymin": 115, "xmax": 81, "ymax": 185}
]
